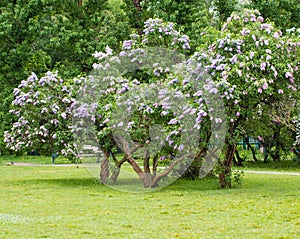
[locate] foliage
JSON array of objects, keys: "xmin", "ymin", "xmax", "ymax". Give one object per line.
[
  {"xmin": 4, "ymin": 72, "xmax": 81, "ymax": 159},
  {"xmin": 122, "ymin": 0, "xmax": 242, "ymax": 49},
  {"xmin": 194, "ymin": 9, "xmax": 300, "ymax": 187},
  {"xmin": 74, "ymin": 18, "xmax": 225, "ymax": 187},
  {"xmin": 249, "ymin": 0, "xmax": 300, "ymax": 31},
  {"xmin": 0, "ymin": 0, "xmax": 131, "ymax": 154}
]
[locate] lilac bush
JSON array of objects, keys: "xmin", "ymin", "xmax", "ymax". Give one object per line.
[
  {"xmin": 4, "ymin": 71, "xmax": 81, "ymax": 159},
  {"xmin": 74, "ymin": 18, "xmax": 225, "ymax": 188},
  {"xmin": 194, "ymin": 9, "xmax": 300, "ymax": 187}
]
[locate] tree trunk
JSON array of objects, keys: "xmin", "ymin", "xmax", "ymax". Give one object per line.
[
  {"xmin": 78, "ymin": 0, "xmax": 82, "ymax": 7},
  {"xmin": 271, "ymin": 126, "xmax": 281, "ymax": 161},
  {"xmin": 234, "ymin": 149, "xmax": 243, "ymax": 166},
  {"xmin": 131, "ymin": 0, "xmax": 142, "ymax": 11},
  {"xmin": 100, "ymin": 149, "xmax": 110, "ymax": 184},
  {"xmin": 110, "ymin": 156, "xmax": 127, "ymax": 184},
  {"xmin": 219, "ymin": 142, "xmax": 236, "ymax": 188},
  {"xmin": 131, "ymin": 0, "xmax": 143, "ymax": 35},
  {"xmin": 246, "ymin": 141, "xmax": 258, "ymax": 162},
  {"xmin": 143, "ymin": 150, "xmax": 152, "ymax": 188},
  {"xmin": 150, "ymin": 154, "xmax": 193, "ymax": 187}
]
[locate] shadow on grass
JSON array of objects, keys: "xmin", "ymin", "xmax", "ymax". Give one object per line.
[
  {"xmin": 17, "ymin": 176, "xmax": 223, "ymax": 193},
  {"xmin": 20, "ymin": 177, "xmax": 101, "ymax": 188}
]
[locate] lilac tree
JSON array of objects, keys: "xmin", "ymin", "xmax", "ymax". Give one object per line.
[
  {"xmin": 4, "ymin": 71, "xmax": 81, "ymax": 160},
  {"xmin": 195, "ymin": 9, "xmax": 300, "ymax": 187},
  {"xmin": 74, "ymin": 18, "xmax": 226, "ymax": 189}
]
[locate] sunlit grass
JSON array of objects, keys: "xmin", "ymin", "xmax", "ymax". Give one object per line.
[{"xmin": 1, "ymin": 157, "xmax": 300, "ymax": 238}]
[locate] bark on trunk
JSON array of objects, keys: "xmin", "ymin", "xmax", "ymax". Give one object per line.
[
  {"xmin": 143, "ymin": 150, "xmax": 151, "ymax": 188},
  {"xmin": 151, "ymin": 154, "xmax": 193, "ymax": 187},
  {"xmin": 246, "ymin": 141, "xmax": 258, "ymax": 162},
  {"xmin": 131, "ymin": 0, "xmax": 142, "ymax": 11},
  {"xmin": 234, "ymin": 149, "xmax": 243, "ymax": 166},
  {"xmin": 131, "ymin": 0, "xmax": 143, "ymax": 35},
  {"xmin": 78, "ymin": 0, "xmax": 82, "ymax": 7},
  {"xmin": 219, "ymin": 143, "xmax": 236, "ymax": 188},
  {"xmin": 100, "ymin": 149, "xmax": 110, "ymax": 184},
  {"xmin": 110, "ymin": 156, "xmax": 127, "ymax": 184}
]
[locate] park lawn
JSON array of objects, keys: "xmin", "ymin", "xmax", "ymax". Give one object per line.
[
  {"xmin": 235, "ymin": 160, "xmax": 300, "ymax": 172},
  {"xmin": 0, "ymin": 155, "xmax": 73, "ymax": 165},
  {"xmin": 0, "ymin": 161, "xmax": 300, "ymax": 238}
]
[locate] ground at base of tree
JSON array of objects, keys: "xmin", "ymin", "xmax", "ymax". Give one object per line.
[{"xmin": 1, "ymin": 161, "xmax": 300, "ymax": 238}]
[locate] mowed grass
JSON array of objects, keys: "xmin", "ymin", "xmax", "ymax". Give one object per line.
[{"xmin": 1, "ymin": 159, "xmax": 300, "ymax": 238}]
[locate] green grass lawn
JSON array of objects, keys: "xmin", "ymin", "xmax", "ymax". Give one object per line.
[
  {"xmin": 1, "ymin": 157, "xmax": 300, "ymax": 239},
  {"xmin": 235, "ymin": 160, "xmax": 300, "ymax": 172}
]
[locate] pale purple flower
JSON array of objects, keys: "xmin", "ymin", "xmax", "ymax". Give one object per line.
[
  {"xmin": 278, "ymin": 89, "xmax": 284, "ymax": 94},
  {"xmin": 61, "ymin": 113, "xmax": 67, "ymax": 119},
  {"xmin": 209, "ymin": 88, "xmax": 219, "ymax": 94},
  {"xmin": 215, "ymin": 118, "xmax": 222, "ymax": 124},
  {"xmin": 179, "ymin": 35, "xmax": 190, "ymax": 44},
  {"xmin": 127, "ymin": 121, "xmax": 134, "ymax": 128},
  {"xmin": 119, "ymin": 51, "xmax": 126, "ymax": 57},
  {"xmin": 123, "ymin": 40, "xmax": 133, "ymax": 50},
  {"xmin": 249, "ymin": 51, "xmax": 255, "ymax": 59},
  {"xmin": 168, "ymin": 118, "xmax": 178, "ymax": 125},
  {"xmin": 285, "ymin": 72, "xmax": 293, "ymax": 78},
  {"xmin": 51, "ymin": 119, "xmax": 59, "ymax": 125},
  {"xmin": 237, "ymin": 70, "xmax": 242, "ymax": 77},
  {"xmin": 258, "ymin": 136, "xmax": 263, "ymax": 141},
  {"xmin": 92, "ymin": 51, "xmax": 106, "ymax": 60},
  {"xmin": 240, "ymin": 28, "xmax": 250, "ymax": 36},
  {"xmin": 168, "ymin": 78, "xmax": 178, "ymax": 85},
  {"xmin": 178, "ymin": 145, "xmax": 184, "ymax": 151},
  {"xmin": 288, "ymin": 85, "xmax": 297, "ymax": 91},
  {"xmin": 260, "ymin": 62, "xmax": 267, "ymax": 70},
  {"xmin": 62, "ymin": 98, "xmax": 71, "ymax": 104},
  {"xmin": 264, "ymin": 40, "xmax": 269, "ymax": 45},
  {"xmin": 230, "ymin": 55, "xmax": 238, "ymax": 64},
  {"xmin": 105, "ymin": 46, "xmax": 113, "ymax": 55},
  {"xmin": 262, "ymin": 82, "xmax": 268, "ymax": 90},
  {"xmin": 250, "ymin": 14, "xmax": 256, "ymax": 22},
  {"xmin": 257, "ymin": 16, "xmax": 264, "ymax": 22},
  {"xmin": 266, "ymin": 49, "xmax": 272, "ymax": 54},
  {"xmin": 258, "ymin": 88, "xmax": 262, "ymax": 93},
  {"xmin": 221, "ymin": 71, "xmax": 228, "ymax": 80}
]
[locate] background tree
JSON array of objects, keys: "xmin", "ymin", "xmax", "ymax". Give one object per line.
[
  {"xmin": 0, "ymin": 0, "xmax": 130, "ymax": 154},
  {"xmin": 122, "ymin": 0, "xmax": 243, "ymax": 49},
  {"xmin": 249, "ymin": 0, "xmax": 300, "ymax": 31}
]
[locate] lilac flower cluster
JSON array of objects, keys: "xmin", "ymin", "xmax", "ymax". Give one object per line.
[{"xmin": 142, "ymin": 18, "xmax": 190, "ymax": 51}]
